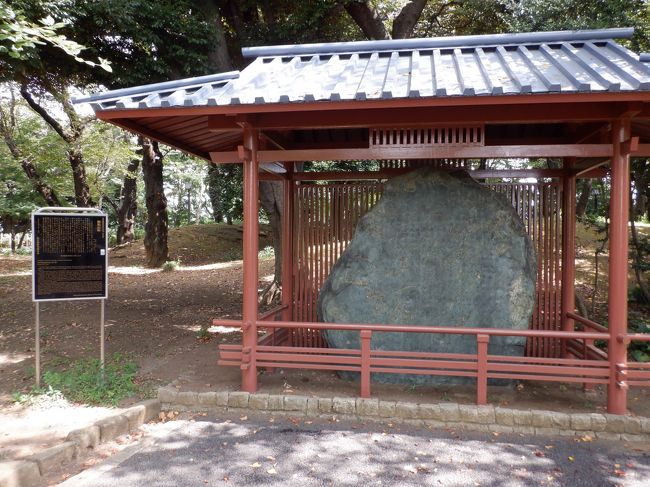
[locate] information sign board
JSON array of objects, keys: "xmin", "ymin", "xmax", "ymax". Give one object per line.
[{"xmin": 32, "ymin": 209, "xmax": 108, "ymax": 301}]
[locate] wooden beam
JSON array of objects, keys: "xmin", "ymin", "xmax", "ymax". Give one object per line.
[
  {"xmin": 109, "ymin": 118, "xmax": 210, "ymax": 161},
  {"xmin": 278, "ymin": 167, "xmax": 606, "ymax": 182},
  {"xmin": 95, "ymin": 92, "xmax": 650, "ymax": 120},
  {"xmin": 632, "ymin": 143, "xmax": 650, "ymax": 157},
  {"xmin": 243, "ymin": 104, "xmax": 631, "ymax": 130},
  {"xmin": 210, "ymin": 151, "xmax": 241, "ymax": 163},
  {"xmin": 252, "ymin": 144, "xmax": 613, "ymax": 162}
]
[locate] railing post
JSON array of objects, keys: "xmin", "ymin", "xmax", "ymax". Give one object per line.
[
  {"xmin": 607, "ymin": 119, "xmax": 630, "ymax": 414},
  {"xmin": 281, "ymin": 162, "xmax": 294, "ymax": 327},
  {"xmin": 241, "ymin": 125, "xmax": 259, "ymax": 393},
  {"xmin": 360, "ymin": 330, "xmax": 372, "ymax": 398},
  {"xmin": 561, "ymin": 157, "xmax": 576, "ymax": 358},
  {"xmin": 476, "ymin": 334, "xmax": 489, "ymax": 405}
]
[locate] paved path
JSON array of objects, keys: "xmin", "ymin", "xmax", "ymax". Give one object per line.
[{"xmin": 60, "ymin": 411, "xmax": 650, "ymax": 486}]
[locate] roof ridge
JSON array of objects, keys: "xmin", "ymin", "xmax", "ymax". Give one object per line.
[{"xmin": 241, "ymin": 28, "xmax": 634, "ymax": 59}]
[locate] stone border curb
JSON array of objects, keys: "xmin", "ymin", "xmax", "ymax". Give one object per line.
[
  {"xmin": 0, "ymin": 399, "xmax": 160, "ymax": 487},
  {"xmin": 158, "ymin": 386, "xmax": 650, "ymax": 443}
]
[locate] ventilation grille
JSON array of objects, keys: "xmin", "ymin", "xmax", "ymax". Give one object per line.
[
  {"xmin": 370, "ymin": 126, "xmax": 484, "ymax": 147},
  {"xmin": 379, "ymin": 159, "xmax": 470, "ymax": 170}
]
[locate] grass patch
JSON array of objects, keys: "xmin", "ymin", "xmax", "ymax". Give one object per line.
[
  {"xmin": 39, "ymin": 353, "xmax": 138, "ymax": 406},
  {"xmin": 162, "ymin": 259, "xmax": 181, "ymax": 272}
]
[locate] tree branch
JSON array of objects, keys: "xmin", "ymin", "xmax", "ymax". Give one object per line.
[
  {"xmin": 20, "ymin": 83, "xmax": 73, "ymax": 144},
  {"xmin": 392, "ymin": 0, "xmax": 427, "ymax": 39},
  {"xmin": 344, "ymin": 1, "xmax": 389, "ymax": 40}
]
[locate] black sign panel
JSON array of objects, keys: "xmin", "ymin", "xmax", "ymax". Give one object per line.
[{"xmin": 32, "ymin": 213, "xmax": 107, "ymax": 301}]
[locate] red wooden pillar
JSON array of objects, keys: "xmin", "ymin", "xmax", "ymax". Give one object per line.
[
  {"xmin": 607, "ymin": 119, "xmax": 630, "ymax": 414},
  {"xmin": 281, "ymin": 162, "xmax": 294, "ymax": 326},
  {"xmin": 241, "ymin": 125, "xmax": 259, "ymax": 393},
  {"xmin": 561, "ymin": 157, "xmax": 577, "ymax": 357}
]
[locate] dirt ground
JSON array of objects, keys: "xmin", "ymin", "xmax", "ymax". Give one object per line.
[{"xmin": 1, "ymin": 222, "xmax": 650, "ymax": 463}]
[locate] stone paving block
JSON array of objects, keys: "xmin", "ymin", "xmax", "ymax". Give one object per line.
[
  {"xmin": 512, "ymin": 426, "xmax": 535, "ymax": 435},
  {"xmin": 332, "ymin": 397, "xmax": 356, "ymax": 415},
  {"xmin": 488, "ymin": 424, "xmax": 515, "ymax": 434},
  {"xmin": 418, "ymin": 403, "xmax": 442, "ymax": 420},
  {"xmin": 66, "ymin": 425, "xmax": 101, "ymax": 450},
  {"xmin": 157, "ymin": 387, "xmax": 178, "ymax": 403},
  {"xmin": 476, "ymin": 405, "xmax": 496, "ymax": 424},
  {"xmin": 423, "ymin": 420, "xmax": 448, "ymax": 429},
  {"xmin": 122, "ymin": 405, "xmax": 146, "ymax": 430},
  {"xmin": 596, "ymin": 431, "xmax": 621, "ymax": 441},
  {"xmin": 141, "ymin": 399, "xmax": 161, "ymax": 421},
  {"xmin": 604, "ymin": 414, "xmax": 627, "ymax": 434},
  {"xmin": 284, "ymin": 395, "xmax": 307, "ymax": 412},
  {"xmin": 534, "ymin": 427, "xmax": 561, "ymax": 437},
  {"xmin": 641, "ymin": 417, "xmax": 650, "ymax": 434},
  {"xmin": 227, "ymin": 392, "xmax": 250, "ymax": 409},
  {"xmin": 215, "ymin": 391, "xmax": 229, "ymax": 407},
  {"xmin": 267, "ymin": 394, "xmax": 284, "ymax": 411},
  {"xmin": 590, "ymin": 414, "xmax": 607, "ymax": 432},
  {"xmin": 357, "ymin": 398, "xmax": 379, "ymax": 416},
  {"xmin": 570, "ymin": 414, "xmax": 592, "ymax": 431},
  {"xmin": 177, "ymin": 391, "xmax": 198, "ymax": 406},
  {"xmin": 318, "ymin": 398, "xmax": 333, "ymax": 414},
  {"xmin": 197, "ymin": 392, "xmax": 218, "ymax": 407},
  {"xmin": 0, "ymin": 460, "xmax": 41, "ymax": 487},
  {"xmin": 29, "ymin": 442, "xmax": 76, "ymax": 475},
  {"xmin": 306, "ymin": 398, "xmax": 319, "ymax": 415},
  {"xmin": 512, "ymin": 409, "xmax": 532, "ymax": 426},
  {"xmin": 96, "ymin": 414, "xmax": 129, "ymax": 442},
  {"xmin": 249, "ymin": 394, "xmax": 269, "ymax": 410},
  {"xmin": 623, "ymin": 417, "xmax": 642, "ymax": 434},
  {"xmin": 439, "ymin": 403, "xmax": 460, "ymax": 422},
  {"xmin": 459, "ymin": 405, "xmax": 479, "ymax": 423},
  {"xmin": 495, "ymin": 407, "xmax": 514, "ymax": 426},
  {"xmin": 395, "ymin": 402, "xmax": 419, "ymax": 420},
  {"xmin": 378, "ymin": 401, "xmax": 396, "ymax": 418}
]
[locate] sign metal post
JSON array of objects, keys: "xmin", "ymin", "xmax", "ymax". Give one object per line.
[{"xmin": 31, "ymin": 207, "xmax": 108, "ymax": 387}]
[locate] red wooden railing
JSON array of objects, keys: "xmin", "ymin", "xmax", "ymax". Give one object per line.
[{"xmin": 216, "ymin": 318, "xmax": 615, "ymax": 405}]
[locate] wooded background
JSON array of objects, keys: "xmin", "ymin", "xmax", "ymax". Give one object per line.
[{"xmin": 2, "ymin": 1, "xmax": 650, "ymax": 300}]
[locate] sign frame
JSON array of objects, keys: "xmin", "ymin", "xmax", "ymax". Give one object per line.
[
  {"xmin": 31, "ymin": 207, "xmax": 108, "ymax": 302},
  {"xmin": 31, "ymin": 207, "xmax": 108, "ymax": 388}
]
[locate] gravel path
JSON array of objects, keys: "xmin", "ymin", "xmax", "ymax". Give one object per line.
[{"xmin": 59, "ymin": 411, "xmax": 650, "ymax": 487}]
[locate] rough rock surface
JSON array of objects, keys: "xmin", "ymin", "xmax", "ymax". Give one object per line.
[{"xmin": 317, "ymin": 168, "xmax": 537, "ymax": 385}]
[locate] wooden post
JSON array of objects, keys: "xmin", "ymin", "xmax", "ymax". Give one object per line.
[
  {"xmin": 281, "ymin": 162, "xmax": 294, "ymax": 325},
  {"xmin": 360, "ymin": 330, "xmax": 372, "ymax": 398},
  {"xmin": 561, "ymin": 157, "xmax": 577, "ymax": 358},
  {"xmin": 607, "ymin": 119, "xmax": 630, "ymax": 414},
  {"xmin": 476, "ymin": 334, "xmax": 489, "ymax": 405},
  {"xmin": 241, "ymin": 125, "xmax": 259, "ymax": 393}
]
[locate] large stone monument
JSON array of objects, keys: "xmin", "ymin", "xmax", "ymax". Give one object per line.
[{"xmin": 317, "ymin": 167, "xmax": 537, "ymax": 385}]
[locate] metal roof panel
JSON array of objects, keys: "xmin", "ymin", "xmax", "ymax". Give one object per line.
[{"xmin": 75, "ymin": 29, "xmax": 650, "ymax": 113}]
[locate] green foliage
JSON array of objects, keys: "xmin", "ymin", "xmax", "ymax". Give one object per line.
[
  {"xmin": 259, "ymin": 245, "xmax": 275, "ymax": 258},
  {"xmin": 0, "ymin": 0, "xmax": 110, "ymax": 73},
  {"xmin": 41, "ymin": 353, "xmax": 138, "ymax": 406},
  {"xmin": 161, "ymin": 259, "xmax": 180, "ymax": 272},
  {"xmin": 629, "ymin": 311, "xmax": 650, "ymax": 362}
]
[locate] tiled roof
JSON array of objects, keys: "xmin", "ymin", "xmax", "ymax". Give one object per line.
[{"xmin": 75, "ymin": 28, "xmax": 650, "ymax": 111}]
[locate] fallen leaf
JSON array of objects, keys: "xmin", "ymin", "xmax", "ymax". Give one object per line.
[
  {"xmin": 266, "ymin": 456, "xmax": 276, "ymax": 461},
  {"xmin": 568, "ymin": 456, "xmax": 574, "ymax": 462},
  {"xmin": 580, "ymin": 435, "xmax": 593, "ymax": 442},
  {"xmin": 534, "ymin": 450, "xmax": 546, "ymax": 458},
  {"xmin": 267, "ymin": 468, "xmax": 277, "ymax": 475},
  {"xmin": 240, "ymin": 416, "xmax": 248, "ymax": 421},
  {"xmin": 250, "ymin": 462, "xmax": 261, "ymax": 468}
]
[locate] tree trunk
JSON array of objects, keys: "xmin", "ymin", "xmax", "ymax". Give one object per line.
[
  {"xmin": 68, "ymin": 147, "xmax": 94, "ymax": 207},
  {"xmin": 9, "ymin": 222, "xmax": 16, "ymax": 254},
  {"xmin": 116, "ymin": 157, "xmax": 140, "ymax": 245},
  {"xmin": 141, "ymin": 137, "xmax": 169, "ymax": 267},
  {"xmin": 630, "ymin": 217, "xmax": 650, "ymax": 303},
  {"xmin": 206, "ymin": 164, "xmax": 224, "ymax": 223},
  {"xmin": 575, "ymin": 179, "xmax": 592, "ymax": 219},
  {"xmin": 17, "ymin": 229, "xmax": 27, "ymax": 249},
  {"xmin": 259, "ymin": 180, "xmax": 283, "ymax": 304},
  {"xmin": 392, "ymin": 0, "xmax": 427, "ymax": 39},
  {"xmin": 344, "ymin": 1, "xmax": 389, "ymax": 39}
]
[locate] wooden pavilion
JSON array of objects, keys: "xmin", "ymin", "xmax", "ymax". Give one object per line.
[{"xmin": 76, "ymin": 28, "xmax": 650, "ymax": 414}]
